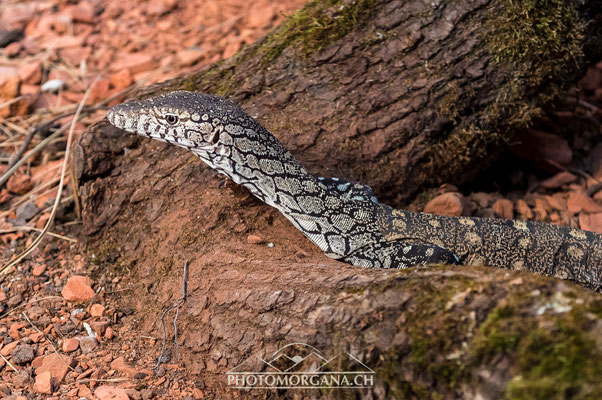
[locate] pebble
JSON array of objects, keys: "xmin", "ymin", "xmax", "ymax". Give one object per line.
[
  {"xmin": 34, "ymin": 370, "xmax": 53, "ymax": 394},
  {"xmin": 110, "ymin": 68, "xmax": 133, "ymax": 90},
  {"xmin": 36, "ymin": 353, "xmax": 75, "ymax": 382},
  {"xmin": 95, "ymin": 386, "xmax": 130, "ymax": 400},
  {"xmin": 492, "ymin": 199, "xmax": 513, "ymax": 220},
  {"xmin": 1, "ymin": 340, "xmax": 19, "ymax": 356},
  {"xmin": 79, "ymin": 336, "xmax": 99, "ymax": 353},
  {"xmin": 90, "ymin": 319, "xmax": 110, "ymax": 335},
  {"xmin": 40, "ymin": 79, "xmax": 65, "ymax": 92},
  {"xmin": 6, "ymin": 174, "xmax": 33, "ymax": 195},
  {"xmin": 424, "ymin": 192, "xmax": 470, "ymax": 217},
  {"xmin": 11, "ymin": 344, "xmax": 35, "ymax": 364},
  {"xmin": 32, "ymin": 264, "xmax": 47, "ymax": 276},
  {"xmin": 567, "ymin": 190, "xmax": 602, "ymax": 214},
  {"xmin": 16, "ymin": 201, "xmax": 40, "ymax": 221},
  {"xmin": 247, "ymin": 234, "xmax": 264, "ymax": 244},
  {"xmin": 579, "ymin": 213, "xmax": 602, "ymax": 234},
  {"xmin": 540, "ymin": 171, "xmax": 577, "ymax": 189},
  {"xmin": 90, "ymin": 303, "xmax": 105, "ymax": 317},
  {"xmin": 110, "ymin": 356, "xmax": 141, "ymax": 377},
  {"xmin": 27, "ymin": 305, "xmax": 45, "ymax": 319},
  {"xmin": 61, "ymin": 275, "xmax": 95, "ymax": 302},
  {"xmin": 62, "ymin": 337, "xmax": 79, "ymax": 353},
  {"xmin": 515, "ymin": 199, "xmax": 534, "ymax": 219}
]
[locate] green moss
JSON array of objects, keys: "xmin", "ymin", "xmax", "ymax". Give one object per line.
[
  {"xmin": 376, "ymin": 272, "xmax": 479, "ymax": 397},
  {"xmin": 258, "ymin": 0, "xmax": 378, "ymax": 63},
  {"xmin": 487, "ymin": 0, "xmax": 583, "ymax": 74},
  {"xmin": 505, "ymin": 310, "xmax": 602, "ymax": 400},
  {"xmin": 472, "ymin": 305, "xmax": 522, "ymax": 359},
  {"xmin": 470, "ymin": 289, "xmax": 602, "ymax": 400},
  {"xmin": 486, "ymin": 0, "xmax": 584, "ymax": 121},
  {"xmin": 423, "ymin": 0, "xmax": 587, "ymax": 191}
]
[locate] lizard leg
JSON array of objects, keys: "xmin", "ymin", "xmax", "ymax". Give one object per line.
[
  {"xmin": 342, "ymin": 240, "xmax": 460, "ymax": 269},
  {"xmin": 317, "ymin": 176, "xmax": 379, "ymax": 203}
]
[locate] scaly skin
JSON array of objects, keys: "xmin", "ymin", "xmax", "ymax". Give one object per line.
[{"xmin": 107, "ymin": 91, "xmax": 602, "ymax": 291}]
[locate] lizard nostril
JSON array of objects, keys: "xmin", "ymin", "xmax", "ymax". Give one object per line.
[{"xmin": 211, "ymin": 131, "xmax": 220, "ymax": 145}]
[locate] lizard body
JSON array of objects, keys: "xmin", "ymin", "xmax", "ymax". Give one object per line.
[{"xmin": 107, "ymin": 91, "xmax": 602, "ymax": 291}]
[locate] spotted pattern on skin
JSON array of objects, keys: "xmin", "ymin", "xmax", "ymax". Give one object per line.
[{"xmin": 107, "ymin": 91, "xmax": 602, "ymax": 290}]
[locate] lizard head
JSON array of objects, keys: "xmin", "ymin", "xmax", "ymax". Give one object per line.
[
  {"xmin": 107, "ymin": 90, "xmax": 247, "ymax": 153},
  {"xmin": 108, "ymin": 90, "xmax": 299, "ymax": 185}
]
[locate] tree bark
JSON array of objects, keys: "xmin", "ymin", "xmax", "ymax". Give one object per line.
[
  {"xmin": 135, "ymin": 0, "xmax": 601, "ymax": 204},
  {"xmin": 74, "ymin": 0, "xmax": 602, "ymax": 398}
]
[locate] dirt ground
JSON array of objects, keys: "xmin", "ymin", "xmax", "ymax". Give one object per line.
[{"xmin": 0, "ymin": 0, "xmax": 601, "ymax": 399}]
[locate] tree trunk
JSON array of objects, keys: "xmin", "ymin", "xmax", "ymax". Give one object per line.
[
  {"xmin": 74, "ymin": 0, "xmax": 602, "ymax": 398},
  {"xmin": 135, "ymin": 0, "xmax": 600, "ymax": 204}
]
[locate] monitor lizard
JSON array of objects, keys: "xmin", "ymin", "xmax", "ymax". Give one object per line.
[{"xmin": 107, "ymin": 91, "xmax": 602, "ymax": 291}]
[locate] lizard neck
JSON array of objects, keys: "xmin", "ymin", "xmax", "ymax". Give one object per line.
[
  {"xmin": 192, "ymin": 122, "xmax": 328, "ymax": 213},
  {"xmin": 189, "ymin": 121, "xmax": 383, "ymax": 258}
]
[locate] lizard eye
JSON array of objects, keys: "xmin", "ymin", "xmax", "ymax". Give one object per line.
[{"xmin": 165, "ymin": 114, "xmax": 179, "ymax": 125}]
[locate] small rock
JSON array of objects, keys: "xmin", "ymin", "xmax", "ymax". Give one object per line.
[
  {"xmin": 471, "ymin": 192, "xmax": 493, "ymax": 208},
  {"xmin": 5, "ymin": 41, "xmax": 22, "ymax": 57},
  {"xmin": 27, "ymin": 305, "xmax": 45, "ymax": 319},
  {"xmin": 0, "ymin": 74, "xmax": 20, "ymax": 118},
  {"xmin": 90, "ymin": 303, "xmax": 105, "ymax": 317},
  {"xmin": 41, "ymin": 79, "xmax": 65, "ymax": 92},
  {"xmin": 12, "ymin": 369, "xmax": 31, "ymax": 388},
  {"xmin": 11, "ymin": 344, "xmax": 34, "ymax": 364},
  {"xmin": 34, "ymin": 371, "xmax": 53, "ymax": 394},
  {"xmin": 567, "ymin": 190, "xmax": 602, "ymax": 214},
  {"xmin": 79, "ymin": 384, "xmax": 93, "ymax": 397},
  {"xmin": 61, "ymin": 275, "xmax": 95, "ymax": 302},
  {"xmin": 64, "ymin": 2, "xmax": 96, "ymax": 24},
  {"xmin": 539, "ymin": 171, "xmax": 577, "ymax": 189},
  {"xmin": 89, "ymin": 77, "xmax": 111, "ymax": 102},
  {"xmin": 140, "ymin": 388, "xmax": 154, "ymax": 400},
  {"xmin": 2, "ymin": 4, "xmax": 37, "ymax": 29},
  {"xmin": 6, "ymin": 174, "xmax": 33, "ymax": 195},
  {"xmin": 95, "ymin": 385, "xmax": 129, "ymax": 400},
  {"xmin": 7, "ymin": 293, "xmax": 23, "ymax": 308},
  {"xmin": 32, "ymin": 264, "xmax": 47, "ymax": 276},
  {"xmin": 16, "ymin": 201, "xmax": 40, "ymax": 222},
  {"xmin": 177, "ymin": 49, "xmax": 205, "ymax": 66},
  {"xmin": 110, "ymin": 356, "xmax": 140, "ymax": 377},
  {"xmin": 247, "ymin": 4, "xmax": 275, "ymax": 28},
  {"xmin": 59, "ymin": 46, "xmax": 92, "ymax": 66},
  {"xmin": 90, "ymin": 319, "xmax": 110, "ymax": 335},
  {"xmin": 18, "ymin": 61, "xmax": 41, "ymax": 84},
  {"xmin": 62, "ymin": 338, "xmax": 79, "ymax": 353},
  {"xmin": 579, "ymin": 213, "xmax": 602, "ymax": 234},
  {"xmin": 147, "ymin": 0, "xmax": 176, "ymax": 15},
  {"xmin": 424, "ymin": 192, "xmax": 470, "ymax": 217},
  {"xmin": 110, "ymin": 53, "xmax": 156, "ymax": 74},
  {"xmin": 36, "ymin": 353, "xmax": 75, "ymax": 382},
  {"xmin": 79, "ymin": 336, "xmax": 98, "ymax": 353},
  {"xmin": 545, "ymin": 195, "xmax": 566, "ymax": 211},
  {"xmin": 105, "ymin": 326, "xmax": 115, "ymax": 340},
  {"xmin": 89, "ymin": 367, "xmax": 106, "ymax": 388},
  {"xmin": 125, "ymin": 388, "xmax": 142, "ymax": 400},
  {"xmin": 0, "ymin": 340, "xmax": 19, "ymax": 356},
  {"xmin": 515, "ymin": 199, "xmax": 533, "ymax": 219},
  {"xmin": 247, "ymin": 234, "xmax": 264, "ymax": 244},
  {"xmin": 109, "ymin": 69, "xmax": 133, "ymax": 90},
  {"xmin": 492, "ymin": 199, "xmax": 513, "ymax": 219}
]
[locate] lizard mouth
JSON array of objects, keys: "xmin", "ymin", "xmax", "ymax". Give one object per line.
[{"xmin": 107, "ymin": 102, "xmax": 145, "ymax": 135}]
